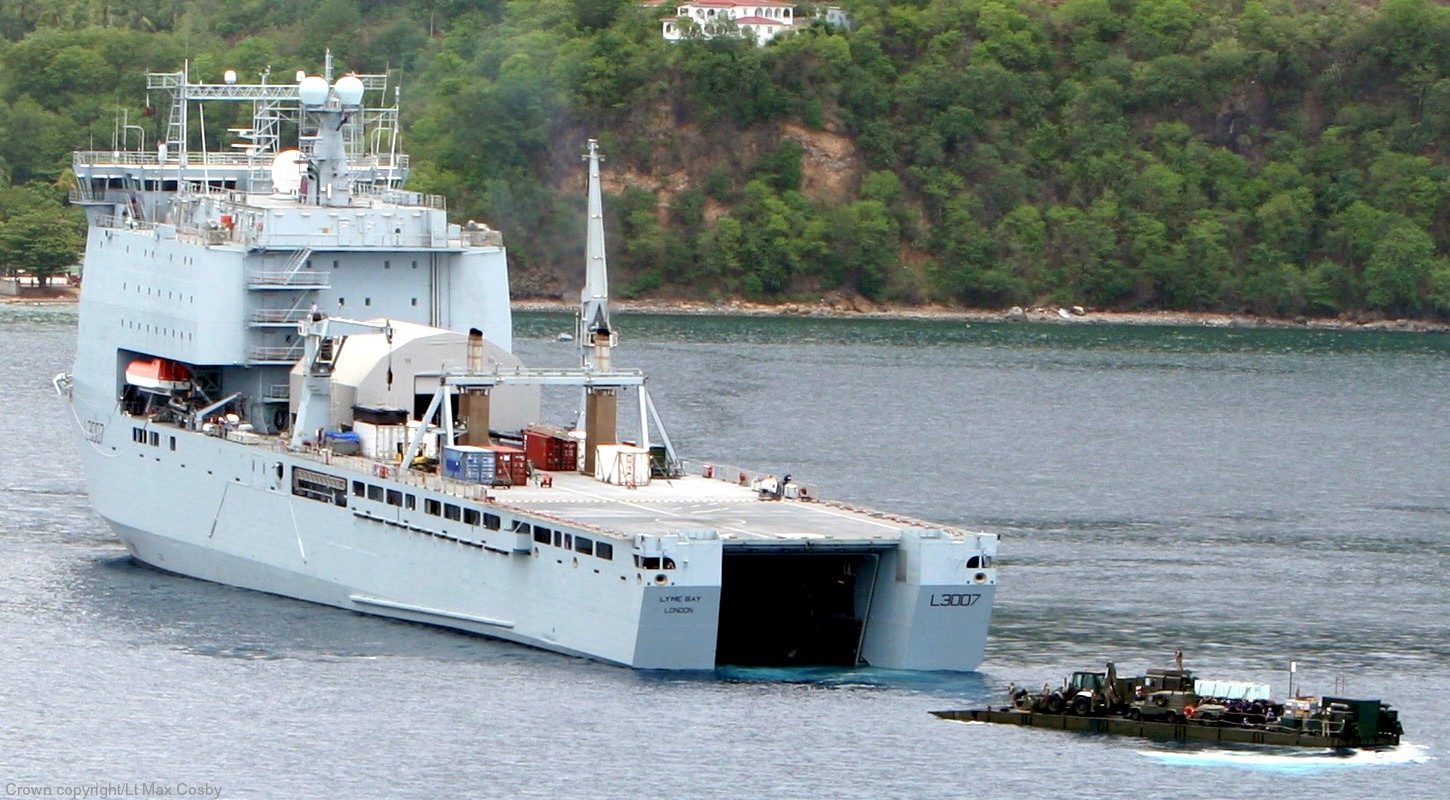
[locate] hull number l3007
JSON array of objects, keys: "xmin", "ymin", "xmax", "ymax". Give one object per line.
[{"xmin": 930, "ymin": 593, "xmax": 982, "ymax": 607}]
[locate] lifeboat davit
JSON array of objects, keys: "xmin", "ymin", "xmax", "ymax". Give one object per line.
[{"xmin": 125, "ymin": 358, "xmax": 192, "ymax": 392}]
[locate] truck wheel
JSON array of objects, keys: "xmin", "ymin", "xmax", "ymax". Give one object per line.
[
  {"xmin": 1127, "ymin": 708, "xmax": 1142, "ymax": 721},
  {"xmin": 1072, "ymin": 697, "xmax": 1092, "ymax": 716}
]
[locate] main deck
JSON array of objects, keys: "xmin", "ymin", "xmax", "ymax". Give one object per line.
[
  {"xmin": 497, "ymin": 469, "xmax": 953, "ymax": 548},
  {"xmin": 230, "ymin": 427, "xmax": 982, "ymax": 548}
]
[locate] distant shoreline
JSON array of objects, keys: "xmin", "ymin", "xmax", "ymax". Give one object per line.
[
  {"xmin": 10, "ymin": 287, "xmax": 1444, "ymax": 333},
  {"xmin": 513, "ymin": 297, "xmax": 1450, "ymax": 334}
]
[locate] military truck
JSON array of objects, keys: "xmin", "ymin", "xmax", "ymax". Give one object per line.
[{"xmin": 1126, "ymin": 667, "xmax": 1198, "ymax": 722}]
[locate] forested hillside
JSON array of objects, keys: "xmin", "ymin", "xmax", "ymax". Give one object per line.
[{"xmin": 3, "ymin": 0, "xmax": 1450, "ymax": 319}]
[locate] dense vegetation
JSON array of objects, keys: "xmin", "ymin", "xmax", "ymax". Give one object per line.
[{"xmin": 3, "ymin": 0, "xmax": 1450, "ymax": 318}]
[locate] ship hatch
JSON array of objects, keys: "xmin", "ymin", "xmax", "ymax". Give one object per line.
[{"xmin": 715, "ymin": 552, "xmax": 878, "ymax": 667}]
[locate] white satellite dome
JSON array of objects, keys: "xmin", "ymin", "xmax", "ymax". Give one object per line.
[
  {"xmin": 334, "ymin": 75, "xmax": 365, "ymax": 107},
  {"xmin": 298, "ymin": 75, "xmax": 330, "ymax": 107},
  {"xmin": 270, "ymin": 149, "xmax": 306, "ymax": 194},
  {"xmin": 223, "ymin": 69, "xmax": 237, "ymax": 85}
]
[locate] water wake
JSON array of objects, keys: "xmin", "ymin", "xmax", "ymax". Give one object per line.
[{"xmin": 1137, "ymin": 741, "xmax": 1431, "ymax": 772}]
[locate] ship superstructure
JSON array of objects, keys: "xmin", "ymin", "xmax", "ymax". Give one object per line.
[{"xmin": 57, "ymin": 60, "xmax": 999, "ymax": 670}]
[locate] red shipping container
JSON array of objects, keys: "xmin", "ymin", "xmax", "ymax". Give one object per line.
[
  {"xmin": 485, "ymin": 444, "xmax": 529, "ymax": 486},
  {"xmin": 523, "ymin": 427, "xmax": 578, "ymax": 471}
]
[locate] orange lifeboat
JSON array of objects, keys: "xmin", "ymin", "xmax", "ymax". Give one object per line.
[{"xmin": 125, "ymin": 358, "xmax": 192, "ymax": 392}]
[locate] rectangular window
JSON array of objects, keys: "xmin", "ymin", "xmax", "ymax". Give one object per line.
[
  {"xmin": 533, "ymin": 528, "xmax": 550, "ymax": 545},
  {"xmin": 367, "ymin": 485, "xmax": 383, "ymax": 502},
  {"xmin": 169, "ymin": 436, "xmax": 176, "ymax": 451},
  {"xmin": 386, "ymin": 489, "xmax": 402, "ymax": 506},
  {"xmin": 424, "ymin": 498, "xmax": 441, "ymax": 516},
  {"xmin": 574, "ymin": 536, "xmax": 594, "ymax": 556},
  {"xmin": 553, "ymin": 530, "xmax": 562, "ymax": 548},
  {"xmin": 564, "ymin": 533, "xmax": 573, "ymax": 550},
  {"xmin": 405, "ymin": 494, "xmax": 416, "ymax": 510},
  {"xmin": 483, "ymin": 513, "xmax": 500, "ymax": 530},
  {"xmin": 148, "ymin": 431, "xmax": 159, "ymax": 447},
  {"xmin": 464, "ymin": 508, "xmax": 480, "ymax": 526},
  {"xmin": 595, "ymin": 542, "xmax": 613, "ymax": 561},
  {"xmin": 444, "ymin": 504, "xmax": 461, "ymax": 521},
  {"xmin": 353, "ymin": 480, "xmax": 365, "ymax": 498}
]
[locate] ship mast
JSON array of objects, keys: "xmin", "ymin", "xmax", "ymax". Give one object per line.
[
  {"xmin": 579, "ymin": 139, "xmax": 612, "ymax": 370},
  {"xmin": 577, "ymin": 139, "xmax": 621, "ymax": 474}
]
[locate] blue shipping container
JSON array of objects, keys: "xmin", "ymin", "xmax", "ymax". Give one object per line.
[{"xmin": 443, "ymin": 445, "xmax": 492, "ymax": 483}]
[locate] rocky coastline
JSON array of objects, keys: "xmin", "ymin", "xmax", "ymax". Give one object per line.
[
  {"xmin": 9, "ymin": 285, "xmax": 1445, "ymax": 333},
  {"xmin": 512, "ymin": 296, "xmax": 1450, "ymax": 334}
]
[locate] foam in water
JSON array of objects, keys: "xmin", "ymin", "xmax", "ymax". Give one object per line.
[{"xmin": 1137, "ymin": 742, "xmax": 1432, "ymax": 772}]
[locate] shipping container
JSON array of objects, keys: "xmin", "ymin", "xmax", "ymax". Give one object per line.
[
  {"xmin": 442, "ymin": 444, "xmax": 492, "ymax": 483},
  {"xmin": 523, "ymin": 425, "xmax": 579, "ymax": 471},
  {"xmin": 355, "ymin": 420, "xmax": 406, "ymax": 460},
  {"xmin": 484, "ymin": 444, "xmax": 529, "ymax": 486},
  {"xmin": 594, "ymin": 444, "xmax": 651, "ymax": 487}
]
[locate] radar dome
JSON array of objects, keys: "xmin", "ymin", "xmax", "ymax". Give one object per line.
[
  {"xmin": 270, "ymin": 149, "xmax": 306, "ymax": 194},
  {"xmin": 298, "ymin": 75, "xmax": 329, "ymax": 106},
  {"xmin": 334, "ymin": 75, "xmax": 365, "ymax": 107},
  {"xmin": 223, "ymin": 69, "xmax": 237, "ymax": 85}
]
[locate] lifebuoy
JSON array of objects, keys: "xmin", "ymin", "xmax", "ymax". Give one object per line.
[{"xmin": 1183, "ymin": 705, "xmax": 1197, "ymax": 719}]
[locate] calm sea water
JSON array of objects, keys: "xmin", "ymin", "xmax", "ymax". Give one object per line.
[{"xmin": 2, "ymin": 306, "xmax": 1444, "ymax": 798}]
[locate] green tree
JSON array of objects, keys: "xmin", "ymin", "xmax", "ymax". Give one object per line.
[
  {"xmin": 1363, "ymin": 216, "xmax": 1437, "ymax": 313},
  {"xmin": 0, "ymin": 206, "xmax": 83, "ymax": 286}
]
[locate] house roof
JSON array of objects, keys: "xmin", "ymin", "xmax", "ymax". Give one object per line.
[{"xmin": 680, "ymin": 0, "xmax": 795, "ymax": 7}]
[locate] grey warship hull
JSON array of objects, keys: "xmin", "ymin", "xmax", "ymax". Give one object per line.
[{"xmin": 58, "ymin": 60, "xmax": 999, "ymax": 670}]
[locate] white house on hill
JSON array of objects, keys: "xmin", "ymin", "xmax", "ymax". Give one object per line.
[{"xmin": 647, "ymin": 0, "xmax": 799, "ymax": 46}]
